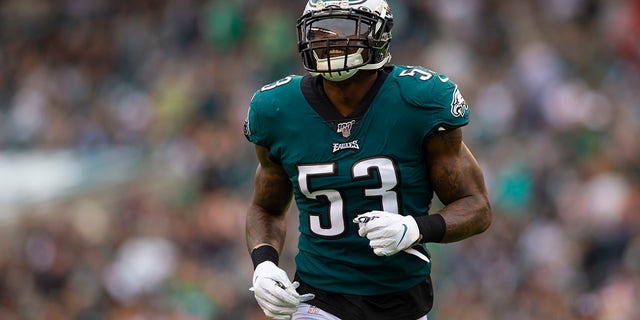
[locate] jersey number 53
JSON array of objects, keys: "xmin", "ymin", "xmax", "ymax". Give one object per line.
[{"xmin": 297, "ymin": 157, "xmax": 399, "ymax": 238}]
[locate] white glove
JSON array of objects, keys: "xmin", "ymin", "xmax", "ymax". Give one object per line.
[
  {"xmin": 354, "ymin": 210, "xmax": 421, "ymax": 256},
  {"xmin": 250, "ymin": 261, "xmax": 315, "ymax": 320}
]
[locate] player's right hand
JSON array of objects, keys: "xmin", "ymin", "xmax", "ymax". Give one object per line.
[{"xmin": 250, "ymin": 261, "xmax": 315, "ymax": 320}]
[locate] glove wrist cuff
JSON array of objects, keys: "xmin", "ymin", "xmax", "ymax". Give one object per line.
[
  {"xmin": 251, "ymin": 244, "xmax": 279, "ymax": 269},
  {"xmin": 414, "ymin": 214, "xmax": 446, "ymax": 243}
]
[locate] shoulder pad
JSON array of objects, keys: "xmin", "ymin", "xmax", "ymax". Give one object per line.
[
  {"xmin": 250, "ymin": 75, "xmax": 303, "ymax": 116},
  {"xmin": 254, "ymin": 75, "xmax": 302, "ymax": 99},
  {"xmin": 392, "ymin": 65, "xmax": 470, "ymax": 119},
  {"xmin": 245, "ymin": 75, "xmax": 303, "ymax": 144}
]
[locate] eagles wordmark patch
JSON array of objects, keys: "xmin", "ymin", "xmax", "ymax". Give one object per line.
[{"xmin": 332, "ymin": 140, "xmax": 360, "ymax": 153}]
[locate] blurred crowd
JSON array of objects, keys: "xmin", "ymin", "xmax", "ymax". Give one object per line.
[{"xmin": 0, "ymin": 0, "xmax": 639, "ymax": 319}]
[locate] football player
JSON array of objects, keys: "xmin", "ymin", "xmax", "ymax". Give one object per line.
[{"xmin": 244, "ymin": 0, "xmax": 492, "ymax": 319}]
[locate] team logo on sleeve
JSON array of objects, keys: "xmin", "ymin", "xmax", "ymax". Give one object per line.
[
  {"xmin": 243, "ymin": 119, "xmax": 251, "ymax": 136},
  {"xmin": 243, "ymin": 110, "xmax": 252, "ymax": 137},
  {"xmin": 337, "ymin": 120, "xmax": 356, "ymax": 138},
  {"xmin": 451, "ymin": 87, "xmax": 469, "ymax": 118}
]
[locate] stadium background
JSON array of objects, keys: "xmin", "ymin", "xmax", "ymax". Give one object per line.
[{"xmin": 0, "ymin": 0, "xmax": 638, "ymax": 319}]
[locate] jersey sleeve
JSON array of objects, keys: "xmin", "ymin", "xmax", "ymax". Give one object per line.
[
  {"xmin": 243, "ymin": 75, "xmax": 301, "ymax": 148},
  {"xmin": 395, "ymin": 65, "xmax": 470, "ymax": 135},
  {"xmin": 243, "ymin": 89, "xmax": 269, "ymax": 146}
]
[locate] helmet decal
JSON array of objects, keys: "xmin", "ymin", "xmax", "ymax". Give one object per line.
[{"xmin": 307, "ymin": 0, "xmax": 368, "ymax": 9}]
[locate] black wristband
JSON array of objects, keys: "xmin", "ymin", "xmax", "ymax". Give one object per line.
[
  {"xmin": 414, "ymin": 214, "xmax": 446, "ymax": 243},
  {"xmin": 250, "ymin": 245, "xmax": 279, "ymax": 269}
]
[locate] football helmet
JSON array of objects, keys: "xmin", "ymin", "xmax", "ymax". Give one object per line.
[{"xmin": 297, "ymin": 0, "xmax": 393, "ymax": 81}]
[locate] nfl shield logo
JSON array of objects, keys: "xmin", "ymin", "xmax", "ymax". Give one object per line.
[
  {"xmin": 337, "ymin": 120, "xmax": 356, "ymax": 138},
  {"xmin": 308, "ymin": 306, "xmax": 319, "ymax": 314}
]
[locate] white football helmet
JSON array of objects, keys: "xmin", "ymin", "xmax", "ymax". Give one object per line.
[{"xmin": 296, "ymin": 0, "xmax": 393, "ymax": 81}]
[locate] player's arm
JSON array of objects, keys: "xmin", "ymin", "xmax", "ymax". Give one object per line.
[
  {"xmin": 246, "ymin": 144, "xmax": 293, "ymax": 261},
  {"xmin": 423, "ymin": 127, "xmax": 492, "ymax": 243},
  {"xmin": 246, "ymin": 145, "xmax": 314, "ymax": 319},
  {"xmin": 353, "ymin": 127, "xmax": 491, "ymax": 255}
]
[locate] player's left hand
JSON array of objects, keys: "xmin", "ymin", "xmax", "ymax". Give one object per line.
[{"xmin": 354, "ymin": 210, "xmax": 421, "ymax": 256}]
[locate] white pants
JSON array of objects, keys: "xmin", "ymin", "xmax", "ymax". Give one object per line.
[{"xmin": 293, "ymin": 303, "xmax": 428, "ymax": 320}]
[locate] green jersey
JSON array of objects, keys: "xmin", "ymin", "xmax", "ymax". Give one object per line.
[{"xmin": 244, "ymin": 65, "xmax": 470, "ymax": 295}]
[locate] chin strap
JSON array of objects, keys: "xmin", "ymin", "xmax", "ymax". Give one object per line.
[
  {"xmin": 311, "ymin": 50, "xmax": 391, "ymax": 82},
  {"xmin": 315, "ymin": 69, "xmax": 359, "ymax": 82},
  {"xmin": 312, "ymin": 48, "xmax": 364, "ymax": 81}
]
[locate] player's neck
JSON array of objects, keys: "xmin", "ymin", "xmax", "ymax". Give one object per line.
[{"xmin": 322, "ymin": 70, "xmax": 378, "ymax": 117}]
